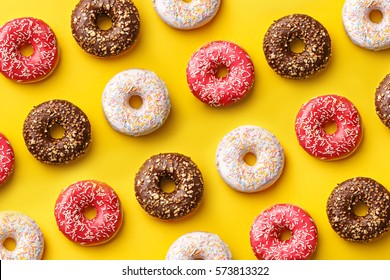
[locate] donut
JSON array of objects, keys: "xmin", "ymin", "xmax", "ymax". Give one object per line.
[
  {"xmin": 342, "ymin": 0, "xmax": 390, "ymax": 51},
  {"xmin": 215, "ymin": 125, "xmax": 285, "ymax": 193},
  {"xmin": 375, "ymin": 74, "xmax": 390, "ymax": 128},
  {"xmin": 71, "ymin": 0, "xmax": 141, "ymax": 57},
  {"xmin": 250, "ymin": 204, "xmax": 318, "ymax": 260},
  {"xmin": 152, "ymin": 0, "xmax": 221, "ymax": 30},
  {"xmin": 54, "ymin": 180, "xmax": 123, "ymax": 246},
  {"xmin": 186, "ymin": 40, "xmax": 255, "ymax": 107},
  {"xmin": 134, "ymin": 153, "xmax": 204, "ymax": 221},
  {"xmin": 0, "ymin": 210, "xmax": 44, "ymax": 260},
  {"xmin": 0, "ymin": 133, "xmax": 14, "ymax": 185},
  {"xmin": 263, "ymin": 14, "xmax": 332, "ymax": 79},
  {"xmin": 166, "ymin": 231, "xmax": 232, "ymax": 260},
  {"xmin": 102, "ymin": 69, "xmax": 171, "ymax": 136},
  {"xmin": 295, "ymin": 94, "xmax": 363, "ymax": 161},
  {"xmin": 23, "ymin": 99, "xmax": 92, "ymax": 165},
  {"xmin": 0, "ymin": 17, "xmax": 59, "ymax": 83},
  {"xmin": 326, "ymin": 177, "xmax": 390, "ymax": 242}
]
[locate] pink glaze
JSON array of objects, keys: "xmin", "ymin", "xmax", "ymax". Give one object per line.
[
  {"xmin": 250, "ymin": 204, "xmax": 318, "ymax": 260},
  {"xmin": 54, "ymin": 180, "xmax": 122, "ymax": 246},
  {"xmin": 0, "ymin": 17, "xmax": 59, "ymax": 83},
  {"xmin": 295, "ymin": 94, "xmax": 363, "ymax": 160},
  {"xmin": 186, "ymin": 40, "xmax": 255, "ymax": 106},
  {"xmin": 0, "ymin": 133, "xmax": 14, "ymax": 185}
]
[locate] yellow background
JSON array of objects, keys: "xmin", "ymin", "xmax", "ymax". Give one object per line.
[{"xmin": 0, "ymin": 0, "xmax": 389, "ymax": 260}]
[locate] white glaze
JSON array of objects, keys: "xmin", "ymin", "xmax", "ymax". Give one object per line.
[
  {"xmin": 166, "ymin": 231, "xmax": 232, "ymax": 260},
  {"xmin": 215, "ymin": 125, "xmax": 285, "ymax": 193},
  {"xmin": 152, "ymin": 0, "xmax": 221, "ymax": 29},
  {"xmin": 102, "ymin": 69, "xmax": 171, "ymax": 136},
  {"xmin": 342, "ymin": 0, "xmax": 390, "ymax": 50}
]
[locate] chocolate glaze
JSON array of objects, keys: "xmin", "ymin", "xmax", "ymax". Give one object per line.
[
  {"xmin": 263, "ymin": 14, "xmax": 331, "ymax": 79},
  {"xmin": 375, "ymin": 74, "xmax": 390, "ymax": 128},
  {"xmin": 23, "ymin": 99, "xmax": 92, "ymax": 165},
  {"xmin": 134, "ymin": 153, "xmax": 204, "ymax": 221},
  {"xmin": 326, "ymin": 177, "xmax": 390, "ymax": 242},
  {"xmin": 71, "ymin": 0, "xmax": 140, "ymax": 57}
]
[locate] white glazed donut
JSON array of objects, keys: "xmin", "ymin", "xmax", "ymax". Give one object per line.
[
  {"xmin": 342, "ymin": 0, "xmax": 390, "ymax": 50},
  {"xmin": 102, "ymin": 69, "xmax": 171, "ymax": 136},
  {"xmin": 216, "ymin": 125, "xmax": 285, "ymax": 193},
  {"xmin": 0, "ymin": 210, "xmax": 44, "ymax": 260},
  {"xmin": 152, "ymin": 0, "xmax": 221, "ymax": 30},
  {"xmin": 166, "ymin": 231, "xmax": 232, "ymax": 260}
]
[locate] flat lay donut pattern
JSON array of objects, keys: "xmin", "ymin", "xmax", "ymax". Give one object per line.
[{"xmin": 1, "ymin": 0, "xmax": 390, "ymax": 260}]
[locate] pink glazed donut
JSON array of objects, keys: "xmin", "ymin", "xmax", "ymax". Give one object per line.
[
  {"xmin": 54, "ymin": 180, "xmax": 123, "ymax": 246},
  {"xmin": 186, "ymin": 41, "xmax": 255, "ymax": 107},
  {"xmin": 0, "ymin": 133, "xmax": 14, "ymax": 185},
  {"xmin": 250, "ymin": 204, "xmax": 318, "ymax": 260},
  {"xmin": 295, "ymin": 94, "xmax": 363, "ymax": 161},
  {"xmin": 0, "ymin": 17, "xmax": 59, "ymax": 83}
]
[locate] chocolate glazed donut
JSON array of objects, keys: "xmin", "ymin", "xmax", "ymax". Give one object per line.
[
  {"xmin": 71, "ymin": 0, "xmax": 141, "ymax": 57},
  {"xmin": 263, "ymin": 14, "xmax": 331, "ymax": 79},
  {"xmin": 134, "ymin": 153, "xmax": 204, "ymax": 221},
  {"xmin": 375, "ymin": 74, "xmax": 390, "ymax": 128},
  {"xmin": 326, "ymin": 177, "xmax": 390, "ymax": 242},
  {"xmin": 23, "ymin": 99, "xmax": 92, "ymax": 165}
]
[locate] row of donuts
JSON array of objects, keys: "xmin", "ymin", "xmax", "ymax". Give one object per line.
[{"xmin": 1, "ymin": 0, "xmax": 389, "ymax": 85}]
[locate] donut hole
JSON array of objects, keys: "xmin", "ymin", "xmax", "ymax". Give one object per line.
[
  {"xmin": 97, "ymin": 14, "xmax": 113, "ymax": 31},
  {"xmin": 322, "ymin": 120, "xmax": 338, "ymax": 134},
  {"xmin": 369, "ymin": 9, "xmax": 383, "ymax": 24},
  {"xmin": 243, "ymin": 152, "xmax": 257, "ymax": 166},
  {"xmin": 279, "ymin": 228, "xmax": 292, "ymax": 241},
  {"xmin": 182, "ymin": 0, "xmax": 192, "ymax": 3},
  {"xmin": 216, "ymin": 65, "xmax": 229, "ymax": 78},
  {"xmin": 83, "ymin": 205, "xmax": 97, "ymax": 220},
  {"xmin": 19, "ymin": 43, "xmax": 34, "ymax": 57},
  {"xmin": 289, "ymin": 38, "xmax": 305, "ymax": 54},
  {"xmin": 129, "ymin": 95, "xmax": 143, "ymax": 109},
  {"xmin": 49, "ymin": 124, "xmax": 66, "ymax": 139},
  {"xmin": 160, "ymin": 178, "xmax": 176, "ymax": 193},
  {"xmin": 353, "ymin": 201, "xmax": 369, "ymax": 217},
  {"xmin": 3, "ymin": 237, "xmax": 16, "ymax": 251}
]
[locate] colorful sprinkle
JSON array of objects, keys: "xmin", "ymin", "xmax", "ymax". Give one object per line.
[
  {"xmin": 166, "ymin": 231, "xmax": 232, "ymax": 260},
  {"xmin": 216, "ymin": 125, "xmax": 285, "ymax": 193},
  {"xmin": 250, "ymin": 204, "xmax": 318, "ymax": 260},
  {"xmin": 0, "ymin": 210, "xmax": 44, "ymax": 260},
  {"xmin": 153, "ymin": 0, "xmax": 221, "ymax": 30},
  {"xmin": 342, "ymin": 0, "xmax": 390, "ymax": 51},
  {"xmin": 102, "ymin": 69, "xmax": 171, "ymax": 136},
  {"xmin": 0, "ymin": 17, "xmax": 59, "ymax": 83}
]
